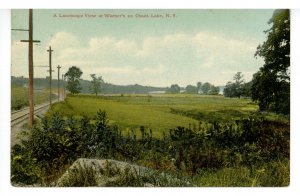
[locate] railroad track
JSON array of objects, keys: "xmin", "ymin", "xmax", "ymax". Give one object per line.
[{"xmin": 11, "ymin": 104, "xmax": 50, "ymax": 126}]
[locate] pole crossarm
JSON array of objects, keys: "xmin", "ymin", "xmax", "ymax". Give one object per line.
[
  {"xmin": 11, "ymin": 28, "xmax": 29, "ymax": 31},
  {"xmin": 47, "ymin": 48, "xmax": 54, "ymax": 52},
  {"xmin": 21, "ymin": 40, "xmax": 40, "ymax": 43}
]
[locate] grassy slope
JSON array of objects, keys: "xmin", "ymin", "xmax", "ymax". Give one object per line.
[
  {"xmin": 11, "ymin": 86, "xmax": 55, "ymax": 110},
  {"xmin": 47, "ymin": 94, "xmax": 258, "ymax": 137}
]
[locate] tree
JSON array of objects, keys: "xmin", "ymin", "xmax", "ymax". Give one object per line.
[
  {"xmin": 233, "ymin": 72, "xmax": 244, "ymax": 86},
  {"xmin": 223, "ymin": 72, "xmax": 245, "ymax": 98},
  {"xmin": 240, "ymin": 81, "xmax": 252, "ymax": 98},
  {"xmin": 185, "ymin": 85, "xmax": 198, "ymax": 94},
  {"xmin": 223, "ymin": 82, "xmax": 238, "ymax": 98},
  {"xmin": 209, "ymin": 85, "xmax": 220, "ymax": 95},
  {"xmin": 201, "ymin": 82, "xmax": 211, "ymax": 94},
  {"xmin": 251, "ymin": 10, "xmax": 290, "ymax": 114},
  {"xmin": 65, "ymin": 66, "xmax": 83, "ymax": 95},
  {"xmin": 167, "ymin": 84, "xmax": 180, "ymax": 94},
  {"xmin": 90, "ymin": 74, "xmax": 104, "ymax": 96}
]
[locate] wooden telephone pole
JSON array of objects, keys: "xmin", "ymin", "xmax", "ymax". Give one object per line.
[
  {"xmin": 17, "ymin": 9, "xmax": 40, "ymax": 127},
  {"xmin": 62, "ymin": 74, "xmax": 66, "ymax": 100},
  {"xmin": 47, "ymin": 46, "xmax": 54, "ymax": 106},
  {"xmin": 57, "ymin": 65, "xmax": 61, "ymax": 101}
]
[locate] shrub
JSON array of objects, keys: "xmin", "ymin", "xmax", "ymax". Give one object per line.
[{"xmin": 11, "ymin": 109, "xmax": 289, "ymax": 186}]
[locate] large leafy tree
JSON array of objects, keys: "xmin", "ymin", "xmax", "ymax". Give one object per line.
[
  {"xmin": 251, "ymin": 10, "xmax": 290, "ymax": 114},
  {"xmin": 90, "ymin": 74, "xmax": 104, "ymax": 96},
  {"xmin": 65, "ymin": 66, "xmax": 83, "ymax": 95}
]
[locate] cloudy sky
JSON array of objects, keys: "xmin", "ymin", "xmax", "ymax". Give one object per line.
[{"xmin": 11, "ymin": 9, "xmax": 274, "ymax": 87}]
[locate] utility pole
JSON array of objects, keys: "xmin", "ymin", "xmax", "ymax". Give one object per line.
[
  {"xmin": 62, "ymin": 74, "xmax": 65, "ymax": 100},
  {"xmin": 57, "ymin": 65, "xmax": 61, "ymax": 101},
  {"xmin": 47, "ymin": 46, "xmax": 54, "ymax": 106},
  {"xmin": 15, "ymin": 9, "xmax": 40, "ymax": 127}
]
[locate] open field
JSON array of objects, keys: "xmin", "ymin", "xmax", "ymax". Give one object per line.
[
  {"xmin": 47, "ymin": 94, "xmax": 259, "ymax": 137},
  {"xmin": 12, "ymin": 93, "xmax": 290, "ymax": 186},
  {"xmin": 11, "ymin": 86, "xmax": 57, "ymax": 111}
]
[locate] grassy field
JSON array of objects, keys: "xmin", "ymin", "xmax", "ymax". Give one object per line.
[
  {"xmin": 47, "ymin": 94, "xmax": 259, "ymax": 137},
  {"xmin": 13, "ymin": 93, "xmax": 289, "ymax": 186},
  {"xmin": 11, "ymin": 86, "xmax": 57, "ymax": 111}
]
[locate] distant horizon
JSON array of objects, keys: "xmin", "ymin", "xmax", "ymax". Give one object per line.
[
  {"xmin": 11, "ymin": 75, "xmax": 227, "ymax": 88},
  {"xmin": 12, "ymin": 9, "xmax": 274, "ymax": 87}
]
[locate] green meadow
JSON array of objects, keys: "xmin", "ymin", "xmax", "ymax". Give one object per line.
[
  {"xmin": 47, "ymin": 94, "xmax": 259, "ymax": 137},
  {"xmin": 11, "ymin": 86, "xmax": 57, "ymax": 110}
]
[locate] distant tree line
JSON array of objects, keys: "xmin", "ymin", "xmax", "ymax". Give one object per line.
[
  {"xmin": 12, "ymin": 75, "xmax": 167, "ymax": 95},
  {"xmin": 166, "ymin": 82, "xmax": 220, "ymax": 95}
]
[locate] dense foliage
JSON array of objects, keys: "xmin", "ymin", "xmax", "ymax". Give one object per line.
[
  {"xmin": 252, "ymin": 10, "xmax": 290, "ymax": 115},
  {"xmin": 65, "ymin": 66, "xmax": 83, "ymax": 95},
  {"xmin": 166, "ymin": 84, "xmax": 181, "ymax": 93},
  {"xmin": 223, "ymin": 72, "xmax": 252, "ymax": 98},
  {"xmin": 11, "ymin": 110, "xmax": 289, "ymax": 186}
]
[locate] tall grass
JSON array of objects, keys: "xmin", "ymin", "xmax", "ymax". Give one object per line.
[{"xmin": 11, "ymin": 86, "xmax": 57, "ymax": 110}]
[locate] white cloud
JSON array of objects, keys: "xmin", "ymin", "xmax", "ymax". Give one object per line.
[
  {"xmin": 12, "ymin": 31, "xmax": 263, "ymax": 86},
  {"xmin": 48, "ymin": 32, "xmax": 81, "ymax": 50}
]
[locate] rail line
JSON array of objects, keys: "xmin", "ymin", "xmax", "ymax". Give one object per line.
[
  {"xmin": 11, "ymin": 104, "xmax": 50, "ymax": 126},
  {"xmin": 11, "ymin": 107, "xmax": 28, "ymax": 115}
]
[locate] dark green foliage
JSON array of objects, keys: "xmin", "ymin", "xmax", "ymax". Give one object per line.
[
  {"xmin": 240, "ymin": 81, "xmax": 253, "ymax": 98},
  {"xmin": 252, "ymin": 10, "xmax": 290, "ymax": 115},
  {"xmin": 166, "ymin": 84, "xmax": 180, "ymax": 93},
  {"xmin": 251, "ymin": 70, "xmax": 290, "ymax": 114},
  {"xmin": 11, "ymin": 144, "xmax": 42, "ymax": 185},
  {"xmin": 65, "ymin": 66, "xmax": 83, "ymax": 94},
  {"xmin": 11, "ymin": 110, "xmax": 289, "ymax": 186},
  {"xmin": 223, "ymin": 72, "xmax": 247, "ymax": 98}
]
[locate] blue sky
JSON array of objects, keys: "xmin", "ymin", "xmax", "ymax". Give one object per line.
[{"xmin": 11, "ymin": 9, "xmax": 274, "ymax": 87}]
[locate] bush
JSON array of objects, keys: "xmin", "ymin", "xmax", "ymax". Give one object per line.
[{"xmin": 11, "ymin": 110, "xmax": 289, "ymax": 186}]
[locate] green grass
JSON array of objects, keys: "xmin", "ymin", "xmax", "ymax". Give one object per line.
[
  {"xmin": 193, "ymin": 159, "xmax": 290, "ymax": 187},
  {"xmin": 47, "ymin": 94, "xmax": 259, "ymax": 138},
  {"xmin": 11, "ymin": 86, "xmax": 57, "ymax": 110}
]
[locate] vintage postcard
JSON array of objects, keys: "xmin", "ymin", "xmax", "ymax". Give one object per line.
[{"xmin": 11, "ymin": 9, "xmax": 290, "ymax": 187}]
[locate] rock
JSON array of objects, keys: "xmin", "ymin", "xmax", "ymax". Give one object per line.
[{"xmin": 56, "ymin": 158, "xmax": 149, "ymax": 187}]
